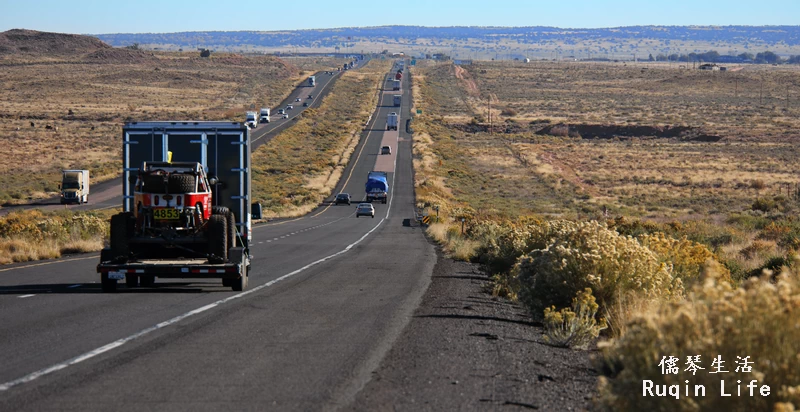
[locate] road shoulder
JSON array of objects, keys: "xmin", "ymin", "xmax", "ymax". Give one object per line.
[{"xmin": 348, "ymin": 247, "xmax": 598, "ymax": 411}]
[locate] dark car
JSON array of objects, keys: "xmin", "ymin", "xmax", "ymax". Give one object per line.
[
  {"xmin": 335, "ymin": 193, "xmax": 351, "ymax": 205},
  {"xmin": 302, "ymin": 102, "xmax": 309, "ymax": 107}
]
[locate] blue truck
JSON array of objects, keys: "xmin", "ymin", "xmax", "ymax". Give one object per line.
[{"xmin": 365, "ymin": 171, "xmax": 388, "ymax": 204}]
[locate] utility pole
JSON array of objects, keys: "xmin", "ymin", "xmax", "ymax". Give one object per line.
[{"xmin": 760, "ymin": 78, "xmax": 764, "ymax": 105}]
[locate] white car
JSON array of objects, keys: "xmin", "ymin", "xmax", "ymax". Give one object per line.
[
  {"xmin": 356, "ymin": 203, "xmax": 375, "ymax": 218},
  {"xmin": 295, "ymin": 98, "xmax": 301, "ymax": 102},
  {"xmin": 282, "ymin": 113, "xmax": 289, "ymax": 119},
  {"xmin": 286, "ymin": 105, "xmax": 293, "ymax": 110}
]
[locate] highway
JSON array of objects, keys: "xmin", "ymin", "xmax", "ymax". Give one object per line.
[
  {"xmin": 0, "ymin": 67, "xmax": 344, "ymax": 216},
  {"xmin": 0, "ymin": 61, "xmax": 436, "ymax": 410}
]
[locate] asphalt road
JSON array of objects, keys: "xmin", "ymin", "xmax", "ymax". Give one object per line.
[
  {"xmin": 0, "ymin": 66, "xmax": 345, "ymax": 216},
  {"xmin": 0, "ymin": 61, "xmax": 435, "ymax": 410}
]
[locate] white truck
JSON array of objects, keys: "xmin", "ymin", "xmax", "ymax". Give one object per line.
[
  {"xmin": 386, "ymin": 112, "xmax": 398, "ymax": 131},
  {"xmin": 60, "ymin": 169, "xmax": 90, "ymax": 204},
  {"xmin": 245, "ymin": 111, "xmax": 258, "ymax": 129},
  {"xmin": 260, "ymin": 108, "xmax": 271, "ymax": 123},
  {"xmin": 308, "ymin": 76, "xmax": 316, "ymax": 86},
  {"xmin": 393, "ymin": 95, "xmax": 401, "ymax": 107},
  {"xmin": 392, "ymin": 79, "xmax": 401, "ymax": 91}
]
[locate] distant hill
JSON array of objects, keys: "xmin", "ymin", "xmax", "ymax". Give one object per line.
[
  {"xmin": 94, "ymin": 25, "xmax": 800, "ymax": 49},
  {"xmin": 0, "ymin": 29, "xmax": 111, "ymax": 56}
]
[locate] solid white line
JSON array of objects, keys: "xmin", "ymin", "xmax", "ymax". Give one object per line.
[
  {"xmin": 0, "ymin": 208, "xmax": 391, "ymax": 393},
  {"xmin": 17, "ymin": 295, "xmax": 34, "ymax": 299}
]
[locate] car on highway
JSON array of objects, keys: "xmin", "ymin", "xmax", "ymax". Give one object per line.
[
  {"xmin": 308, "ymin": 94, "xmax": 313, "ymax": 99},
  {"xmin": 295, "ymin": 98, "xmax": 301, "ymax": 102},
  {"xmin": 282, "ymin": 113, "xmax": 289, "ymax": 119},
  {"xmin": 286, "ymin": 105, "xmax": 293, "ymax": 110},
  {"xmin": 380, "ymin": 146, "xmax": 391, "ymax": 155},
  {"xmin": 303, "ymin": 102, "xmax": 309, "ymax": 107},
  {"xmin": 334, "ymin": 193, "xmax": 351, "ymax": 205},
  {"xmin": 277, "ymin": 108, "xmax": 285, "ymax": 115},
  {"xmin": 356, "ymin": 203, "xmax": 375, "ymax": 218}
]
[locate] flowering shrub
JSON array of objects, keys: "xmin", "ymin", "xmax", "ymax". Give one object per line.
[
  {"xmin": 513, "ymin": 221, "xmax": 678, "ymax": 321},
  {"xmin": 640, "ymin": 232, "xmax": 731, "ymax": 286},
  {"xmin": 0, "ymin": 210, "xmax": 109, "ymax": 264},
  {"xmin": 597, "ymin": 262, "xmax": 800, "ymax": 411},
  {"xmin": 543, "ymin": 288, "xmax": 607, "ymax": 350}
]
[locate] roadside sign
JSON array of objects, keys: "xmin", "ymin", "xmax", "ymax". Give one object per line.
[
  {"xmin": 416, "ymin": 109, "xmax": 422, "ymax": 114},
  {"xmin": 381, "ymin": 55, "xmax": 385, "ymax": 60},
  {"xmin": 411, "ymin": 59, "xmax": 416, "ymax": 65}
]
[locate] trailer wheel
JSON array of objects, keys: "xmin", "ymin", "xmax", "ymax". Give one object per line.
[
  {"xmin": 208, "ymin": 214, "xmax": 228, "ymax": 264},
  {"xmin": 101, "ymin": 273, "xmax": 117, "ymax": 293},
  {"xmin": 168, "ymin": 174, "xmax": 195, "ymax": 193},
  {"xmin": 222, "ymin": 278, "xmax": 233, "ymax": 287},
  {"xmin": 110, "ymin": 212, "xmax": 133, "ymax": 263},
  {"xmin": 125, "ymin": 275, "xmax": 138, "ymax": 288},
  {"xmin": 140, "ymin": 275, "xmax": 155, "ymax": 287},
  {"xmin": 231, "ymin": 272, "xmax": 248, "ymax": 292}
]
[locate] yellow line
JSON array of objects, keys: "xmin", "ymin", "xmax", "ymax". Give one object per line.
[{"xmin": 0, "ymin": 255, "xmax": 99, "ymax": 273}]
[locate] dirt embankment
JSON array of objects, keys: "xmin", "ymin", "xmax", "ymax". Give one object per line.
[
  {"xmin": 453, "ymin": 121, "xmax": 722, "ymax": 141},
  {"xmin": 0, "ymin": 29, "xmax": 110, "ymax": 56}
]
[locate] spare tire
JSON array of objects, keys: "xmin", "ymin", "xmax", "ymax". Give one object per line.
[
  {"xmin": 168, "ymin": 174, "xmax": 195, "ymax": 194},
  {"xmin": 142, "ymin": 174, "xmax": 167, "ymax": 193},
  {"xmin": 208, "ymin": 214, "xmax": 228, "ymax": 264}
]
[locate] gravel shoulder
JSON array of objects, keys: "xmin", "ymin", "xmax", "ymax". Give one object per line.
[{"xmin": 348, "ymin": 247, "xmax": 598, "ymax": 411}]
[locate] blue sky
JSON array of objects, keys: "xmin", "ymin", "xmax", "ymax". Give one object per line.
[{"xmin": 1, "ymin": 0, "xmax": 798, "ymax": 34}]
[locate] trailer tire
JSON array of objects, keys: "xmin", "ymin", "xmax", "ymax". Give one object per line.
[
  {"xmin": 110, "ymin": 212, "xmax": 133, "ymax": 263},
  {"xmin": 208, "ymin": 214, "xmax": 228, "ymax": 264},
  {"xmin": 101, "ymin": 273, "xmax": 118, "ymax": 293},
  {"xmin": 232, "ymin": 272, "xmax": 247, "ymax": 292},
  {"xmin": 222, "ymin": 278, "xmax": 233, "ymax": 287},
  {"xmin": 125, "ymin": 274, "xmax": 138, "ymax": 288},
  {"xmin": 168, "ymin": 174, "xmax": 195, "ymax": 194}
]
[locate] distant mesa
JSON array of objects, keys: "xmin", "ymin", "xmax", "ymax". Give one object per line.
[{"xmin": 0, "ymin": 29, "xmax": 110, "ymax": 56}]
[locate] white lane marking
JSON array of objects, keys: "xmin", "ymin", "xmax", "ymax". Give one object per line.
[
  {"xmin": 273, "ymin": 238, "xmax": 279, "ymax": 241},
  {"xmin": 266, "ymin": 240, "xmax": 272, "ymax": 243},
  {"xmin": 67, "ymin": 285, "xmax": 81, "ymax": 289},
  {"xmin": 17, "ymin": 295, "xmax": 35, "ymax": 299},
  {"xmin": 0, "ymin": 256, "xmax": 97, "ymax": 273},
  {"xmin": 0, "ymin": 211, "xmax": 390, "ymax": 392}
]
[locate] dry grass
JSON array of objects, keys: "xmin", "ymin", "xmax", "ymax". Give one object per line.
[{"xmin": 0, "ymin": 52, "xmax": 303, "ymax": 203}]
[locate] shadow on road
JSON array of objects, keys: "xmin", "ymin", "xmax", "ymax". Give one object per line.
[
  {"xmin": 415, "ymin": 313, "xmax": 541, "ymax": 327},
  {"xmin": 0, "ymin": 282, "xmax": 231, "ymax": 294}
]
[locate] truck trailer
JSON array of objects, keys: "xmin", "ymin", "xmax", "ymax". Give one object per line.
[
  {"xmin": 386, "ymin": 112, "xmax": 398, "ymax": 131},
  {"xmin": 97, "ymin": 121, "xmax": 252, "ymax": 292},
  {"xmin": 393, "ymin": 95, "xmax": 401, "ymax": 107},
  {"xmin": 260, "ymin": 108, "xmax": 271, "ymax": 123},
  {"xmin": 365, "ymin": 171, "xmax": 388, "ymax": 204},
  {"xmin": 392, "ymin": 79, "xmax": 401, "ymax": 91},
  {"xmin": 308, "ymin": 76, "xmax": 316, "ymax": 87},
  {"xmin": 60, "ymin": 169, "xmax": 90, "ymax": 204}
]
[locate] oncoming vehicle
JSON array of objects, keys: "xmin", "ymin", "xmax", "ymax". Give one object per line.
[
  {"xmin": 335, "ymin": 193, "xmax": 351, "ymax": 205},
  {"xmin": 286, "ymin": 105, "xmax": 294, "ymax": 110},
  {"xmin": 302, "ymin": 102, "xmax": 309, "ymax": 107},
  {"xmin": 282, "ymin": 113, "xmax": 289, "ymax": 119},
  {"xmin": 295, "ymin": 98, "xmax": 301, "ymax": 102},
  {"xmin": 356, "ymin": 203, "xmax": 375, "ymax": 218},
  {"xmin": 380, "ymin": 146, "xmax": 391, "ymax": 155}
]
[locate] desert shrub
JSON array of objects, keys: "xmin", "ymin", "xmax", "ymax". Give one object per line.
[
  {"xmin": 543, "ymin": 288, "xmax": 607, "ymax": 349},
  {"xmin": 748, "ymin": 254, "xmax": 799, "ymax": 278},
  {"xmin": 608, "ymin": 216, "xmax": 664, "ymax": 238},
  {"xmin": 758, "ymin": 220, "xmax": 800, "ymax": 250},
  {"xmin": 471, "ymin": 219, "xmax": 568, "ymax": 275},
  {"xmin": 752, "ymin": 197, "xmax": 779, "ymax": 213},
  {"xmin": 500, "ymin": 107, "xmax": 517, "ymax": 117},
  {"xmin": 727, "ymin": 213, "xmax": 771, "ymax": 231},
  {"xmin": 738, "ymin": 239, "xmax": 778, "ymax": 260},
  {"xmin": 640, "ymin": 232, "xmax": 731, "ymax": 286},
  {"xmin": 513, "ymin": 220, "xmax": 678, "ymax": 323},
  {"xmin": 550, "ymin": 124, "xmax": 570, "ymax": 137},
  {"xmin": 490, "ymin": 271, "xmax": 520, "ymax": 300},
  {"xmin": 0, "ymin": 210, "xmax": 109, "ymax": 264},
  {"xmin": 597, "ymin": 263, "xmax": 800, "ymax": 411}
]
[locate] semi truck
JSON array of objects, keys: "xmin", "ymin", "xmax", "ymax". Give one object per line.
[
  {"xmin": 259, "ymin": 108, "xmax": 270, "ymax": 123},
  {"xmin": 60, "ymin": 169, "xmax": 90, "ymax": 204},
  {"xmin": 393, "ymin": 95, "xmax": 401, "ymax": 107},
  {"xmin": 308, "ymin": 76, "xmax": 316, "ymax": 87},
  {"xmin": 392, "ymin": 79, "xmax": 401, "ymax": 91},
  {"xmin": 386, "ymin": 112, "xmax": 398, "ymax": 131},
  {"xmin": 97, "ymin": 121, "xmax": 252, "ymax": 292},
  {"xmin": 245, "ymin": 111, "xmax": 258, "ymax": 129},
  {"xmin": 365, "ymin": 171, "xmax": 388, "ymax": 204}
]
